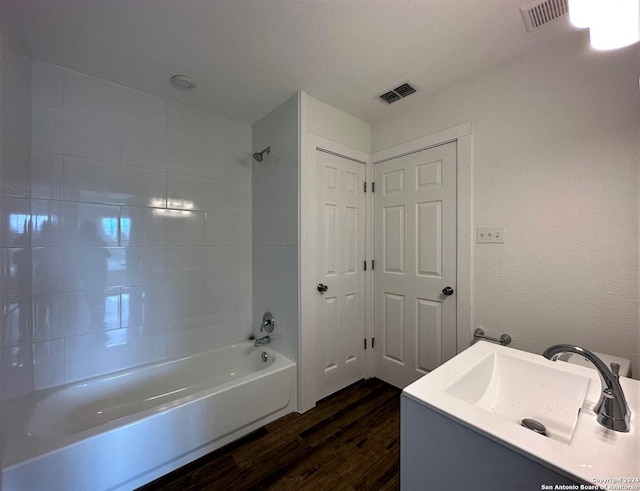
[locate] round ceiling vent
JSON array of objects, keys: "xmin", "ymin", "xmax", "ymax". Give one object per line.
[{"xmin": 171, "ymin": 75, "xmax": 196, "ymax": 90}]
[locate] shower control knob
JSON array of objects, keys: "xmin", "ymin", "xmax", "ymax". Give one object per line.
[
  {"xmin": 317, "ymin": 283, "xmax": 329, "ymax": 293},
  {"xmin": 442, "ymin": 286, "xmax": 454, "ymax": 296}
]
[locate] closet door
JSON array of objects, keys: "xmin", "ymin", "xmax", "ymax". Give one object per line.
[
  {"xmin": 373, "ymin": 141, "xmax": 457, "ymax": 388},
  {"xmin": 316, "ymin": 149, "xmax": 367, "ymax": 400}
]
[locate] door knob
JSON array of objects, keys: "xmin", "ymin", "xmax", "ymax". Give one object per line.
[
  {"xmin": 442, "ymin": 286, "xmax": 454, "ymax": 296},
  {"xmin": 317, "ymin": 283, "xmax": 328, "ymax": 293}
]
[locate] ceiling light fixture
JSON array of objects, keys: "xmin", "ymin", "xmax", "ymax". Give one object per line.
[
  {"xmin": 568, "ymin": 0, "xmax": 640, "ymax": 50},
  {"xmin": 171, "ymin": 74, "xmax": 196, "ymax": 90}
]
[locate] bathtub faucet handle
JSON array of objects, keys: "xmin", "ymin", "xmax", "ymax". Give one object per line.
[{"xmin": 260, "ymin": 312, "xmax": 275, "ymax": 333}]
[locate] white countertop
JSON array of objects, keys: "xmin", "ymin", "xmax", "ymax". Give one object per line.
[{"xmin": 403, "ymin": 341, "xmax": 640, "ymax": 485}]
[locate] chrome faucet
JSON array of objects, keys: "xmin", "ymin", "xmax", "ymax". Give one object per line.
[
  {"xmin": 254, "ymin": 335, "xmax": 270, "ymax": 347},
  {"xmin": 542, "ymin": 344, "xmax": 631, "ymax": 432},
  {"xmin": 260, "ymin": 312, "xmax": 275, "ymax": 333},
  {"xmin": 254, "ymin": 312, "xmax": 274, "ymax": 346}
]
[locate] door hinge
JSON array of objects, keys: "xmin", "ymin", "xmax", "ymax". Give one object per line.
[
  {"xmin": 372, "ymin": 337, "xmax": 375, "ymax": 348},
  {"xmin": 364, "ymin": 182, "xmax": 367, "ymax": 193},
  {"xmin": 371, "ymin": 182, "xmax": 375, "ymax": 193},
  {"xmin": 364, "ymin": 260, "xmax": 367, "ymax": 271},
  {"xmin": 371, "ymin": 260, "xmax": 375, "ymax": 270},
  {"xmin": 364, "ymin": 338, "xmax": 367, "ymax": 350}
]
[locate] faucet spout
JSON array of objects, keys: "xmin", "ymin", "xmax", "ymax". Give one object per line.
[
  {"xmin": 542, "ymin": 344, "xmax": 631, "ymax": 432},
  {"xmin": 254, "ymin": 335, "xmax": 270, "ymax": 347}
]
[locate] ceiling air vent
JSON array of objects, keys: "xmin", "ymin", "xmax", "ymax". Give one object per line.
[
  {"xmin": 520, "ymin": 0, "xmax": 568, "ymax": 32},
  {"xmin": 378, "ymin": 81, "xmax": 419, "ymax": 105}
]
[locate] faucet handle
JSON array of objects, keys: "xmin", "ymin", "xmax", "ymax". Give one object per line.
[
  {"xmin": 610, "ymin": 362, "xmax": 620, "ymax": 379},
  {"xmin": 260, "ymin": 312, "xmax": 275, "ymax": 333}
]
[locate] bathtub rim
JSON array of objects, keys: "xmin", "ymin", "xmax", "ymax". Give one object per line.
[{"xmin": 1, "ymin": 340, "xmax": 296, "ymax": 471}]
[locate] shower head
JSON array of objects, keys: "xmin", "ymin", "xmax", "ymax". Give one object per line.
[{"xmin": 252, "ymin": 146, "xmax": 270, "ymax": 162}]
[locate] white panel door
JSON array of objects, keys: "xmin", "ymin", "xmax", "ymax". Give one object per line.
[
  {"xmin": 373, "ymin": 142, "xmax": 457, "ymax": 388},
  {"xmin": 316, "ymin": 150, "xmax": 366, "ymax": 400}
]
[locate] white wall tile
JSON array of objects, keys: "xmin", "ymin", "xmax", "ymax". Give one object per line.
[
  {"xmin": 238, "ymin": 246, "xmax": 252, "ymax": 278},
  {"xmin": 32, "ymin": 289, "xmax": 121, "ymax": 341},
  {"xmin": 203, "ymin": 246, "xmax": 238, "ymax": 280},
  {"xmin": 1, "ymin": 144, "xmax": 30, "ymax": 197},
  {"xmin": 278, "ymin": 282, "xmax": 298, "ymax": 323},
  {"xmin": 237, "ymin": 277, "xmax": 252, "ymax": 309},
  {"xmin": 119, "ymin": 206, "xmax": 145, "ymax": 247},
  {"xmin": 121, "ymin": 124, "xmax": 206, "ymax": 175},
  {"xmin": 64, "ymin": 156, "xmax": 166, "ymax": 207},
  {"xmin": 121, "ymin": 286, "xmax": 151, "ymax": 328},
  {"xmin": 282, "ymin": 168, "xmax": 299, "ymax": 210},
  {"xmin": 1, "ymin": 247, "xmax": 26, "ymax": 300},
  {"xmin": 163, "ymin": 313, "xmax": 217, "ymax": 336},
  {"xmin": 145, "ymin": 208, "xmax": 206, "ymax": 246},
  {"xmin": 236, "ymin": 308, "xmax": 253, "ymax": 340},
  {"xmin": 238, "ymin": 183, "xmax": 251, "ymax": 215},
  {"xmin": 8, "ymin": 63, "xmax": 256, "ymax": 390},
  {"xmin": 1, "ymin": 197, "xmax": 30, "ymax": 247},
  {"xmin": 33, "ymin": 339, "xmax": 65, "ymax": 390},
  {"xmin": 29, "ymin": 199, "xmax": 64, "ymax": 247},
  {"xmin": 64, "ymin": 247, "xmax": 150, "ymax": 290},
  {"xmin": 32, "ymin": 247, "xmax": 64, "ymax": 293},
  {"xmin": 163, "ymin": 316, "xmax": 239, "ymax": 359},
  {"xmin": 64, "ymin": 328, "xmax": 167, "ymax": 383},
  {"xmin": 203, "ymin": 279, "xmax": 238, "ymax": 313},
  {"xmin": 151, "ymin": 282, "xmax": 205, "ymax": 323},
  {"xmin": 205, "ymin": 213, "xmax": 250, "ymax": 246},
  {"xmin": 1, "ymin": 275, "xmax": 30, "ymax": 348},
  {"xmin": 253, "ymin": 246, "xmax": 285, "ymax": 281},
  {"xmin": 280, "ymin": 207, "xmax": 298, "ymax": 246},
  {"xmin": 284, "ymin": 246, "xmax": 298, "ymax": 286},
  {"xmin": 206, "ymin": 143, "xmax": 251, "ymax": 183},
  {"xmin": 31, "ymin": 60, "xmax": 63, "ymax": 107},
  {"xmin": 0, "ymin": 345, "xmax": 33, "ymax": 400},
  {"xmin": 2, "ymin": 91, "xmax": 31, "ymax": 150},
  {"xmin": 167, "ymin": 173, "xmax": 238, "ymax": 213},
  {"xmin": 251, "ymin": 278, "xmax": 276, "ymax": 314},
  {"xmin": 167, "ymin": 101, "xmax": 239, "ymax": 146},
  {"xmin": 31, "ymin": 151, "xmax": 63, "ymax": 199},
  {"xmin": 58, "ymin": 201, "xmax": 121, "ymax": 247},
  {"xmin": 166, "ymin": 246, "xmax": 206, "ymax": 282},
  {"xmin": 63, "ymin": 70, "xmax": 166, "ymax": 131},
  {"xmin": 32, "ymin": 103, "xmax": 121, "ymax": 162}
]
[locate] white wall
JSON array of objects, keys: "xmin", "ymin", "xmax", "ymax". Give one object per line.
[
  {"xmin": 372, "ymin": 31, "xmax": 640, "ymax": 372},
  {"xmin": 2, "ymin": 58, "xmax": 254, "ymax": 398},
  {"xmin": 0, "ymin": 0, "xmax": 32, "ymax": 399},
  {"xmin": 305, "ymin": 94, "xmax": 371, "ymax": 153},
  {"xmin": 252, "ymin": 93, "xmax": 299, "ymax": 362}
]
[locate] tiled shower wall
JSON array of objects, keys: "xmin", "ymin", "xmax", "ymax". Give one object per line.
[
  {"xmin": 2, "ymin": 59, "xmax": 253, "ymax": 399},
  {"xmin": 0, "ymin": 1, "xmax": 32, "ymax": 400},
  {"xmin": 252, "ymin": 94, "xmax": 299, "ymax": 363}
]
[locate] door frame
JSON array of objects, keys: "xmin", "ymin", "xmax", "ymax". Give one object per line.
[
  {"xmin": 299, "ymin": 123, "xmax": 472, "ymax": 412},
  {"xmin": 300, "ymin": 134, "xmax": 372, "ymax": 412},
  {"xmin": 372, "ymin": 122, "xmax": 473, "ymax": 368}
]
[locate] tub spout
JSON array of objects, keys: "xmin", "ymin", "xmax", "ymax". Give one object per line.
[{"xmin": 254, "ymin": 335, "xmax": 270, "ymax": 347}]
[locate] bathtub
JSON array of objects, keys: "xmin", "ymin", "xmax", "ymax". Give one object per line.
[{"xmin": 0, "ymin": 341, "xmax": 297, "ymax": 490}]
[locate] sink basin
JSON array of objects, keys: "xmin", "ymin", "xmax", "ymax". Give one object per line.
[
  {"xmin": 445, "ymin": 351, "xmax": 590, "ymax": 443},
  {"xmin": 402, "ymin": 341, "xmax": 640, "ymax": 486}
]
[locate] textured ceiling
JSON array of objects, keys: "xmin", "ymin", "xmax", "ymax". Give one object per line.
[{"xmin": 11, "ymin": 0, "xmax": 575, "ymax": 124}]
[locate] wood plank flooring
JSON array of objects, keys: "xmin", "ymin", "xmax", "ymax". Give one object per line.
[{"xmin": 139, "ymin": 378, "xmax": 401, "ymax": 491}]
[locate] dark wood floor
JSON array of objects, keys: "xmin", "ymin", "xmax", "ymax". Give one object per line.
[{"xmin": 139, "ymin": 378, "xmax": 401, "ymax": 491}]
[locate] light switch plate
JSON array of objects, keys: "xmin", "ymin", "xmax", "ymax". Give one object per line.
[{"xmin": 477, "ymin": 227, "xmax": 504, "ymax": 244}]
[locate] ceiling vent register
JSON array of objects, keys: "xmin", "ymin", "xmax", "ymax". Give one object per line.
[
  {"xmin": 378, "ymin": 81, "xmax": 419, "ymax": 105},
  {"xmin": 520, "ymin": 0, "xmax": 568, "ymax": 32}
]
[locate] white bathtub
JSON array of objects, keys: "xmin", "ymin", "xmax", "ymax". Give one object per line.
[{"xmin": 0, "ymin": 341, "xmax": 297, "ymax": 490}]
